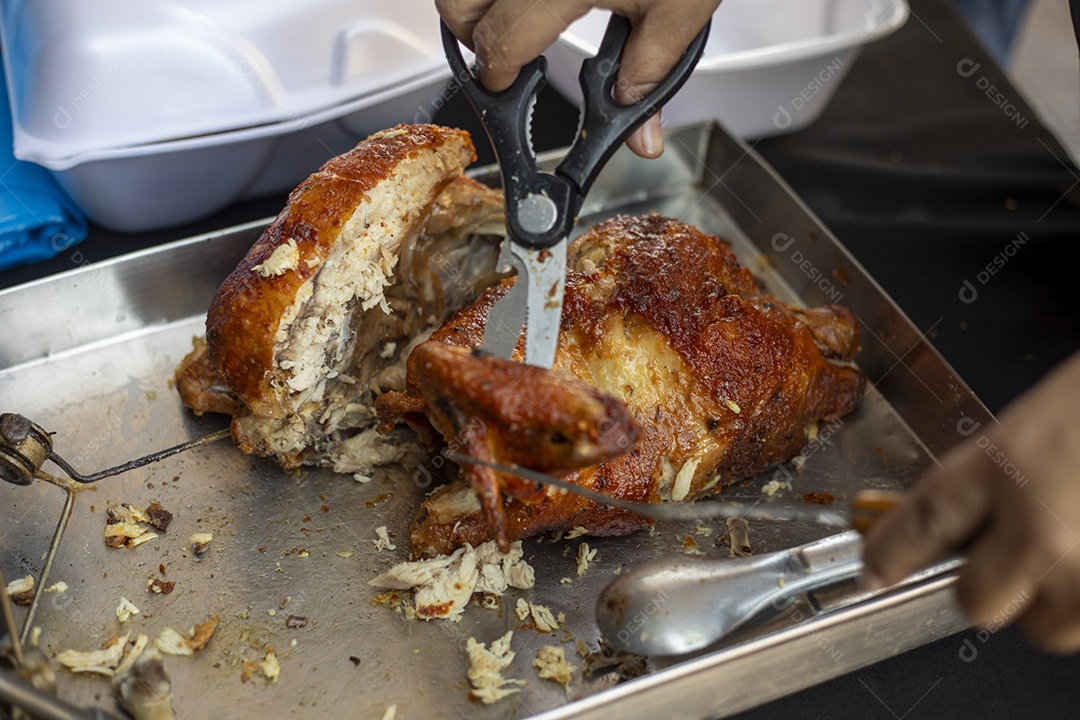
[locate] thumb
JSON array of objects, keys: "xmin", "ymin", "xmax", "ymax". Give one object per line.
[{"xmin": 625, "ymin": 112, "xmax": 664, "ymax": 158}]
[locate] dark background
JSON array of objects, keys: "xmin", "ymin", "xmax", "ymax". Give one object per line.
[{"xmin": 4, "ymin": 0, "xmax": 1080, "ymax": 716}]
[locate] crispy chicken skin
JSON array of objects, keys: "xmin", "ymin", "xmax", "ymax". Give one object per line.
[
  {"xmin": 174, "ymin": 336, "xmax": 240, "ymax": 417},
  {"xmin": 378, "ymin": 214, "xmax": 866, "ymax": 557},
  {"xmin": 177, "ymin": 125, "xmax": 508, "ymax": 469},
  {"xmin": 377, "ymin": 343, "xmax": 640, "ymax": 549}
]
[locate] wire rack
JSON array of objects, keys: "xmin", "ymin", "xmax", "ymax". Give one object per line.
[{"xmin": 0, "ymin": 412, "xmax": 228, "ymax": 719}]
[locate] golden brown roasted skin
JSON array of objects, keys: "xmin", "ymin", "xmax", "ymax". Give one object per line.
[
  {"xmin": 206, "ymin": 124, "xmax": 475, "ymax": 420},
  {"xmin": 177, "ymin": 170, "xmax": 504, "ymax": 430},
  {"xmin": 174, "ymin": 337, "xmax": 240, "ymax": 417},
  {"xmin": 377, "ymin": 343, "xmax": 640, "ymax": 549},
  {"xmin": 179, "ymin": 125, "xmax": 507, "ymax": 468},
  {"xmin": 379, "ymin": 214, "xmax": 866, "ymax": 557}
]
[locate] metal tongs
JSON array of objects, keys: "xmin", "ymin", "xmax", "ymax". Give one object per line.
[{"xmin": 441, "ymin": 15, "xmax": 710, "ymax": 367}]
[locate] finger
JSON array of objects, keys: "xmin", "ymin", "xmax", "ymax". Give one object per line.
[
  {"xmin": 625, "ymin": 112, "xmax": 664, "ymax": 158},
  {"xmin": 862, "ymin": 441, "xmax": 992, "ymax": 587},
  {"xmin": 952, "ymin": 516, "xmax": 1040, "ymax": 627},
  {"xmin": 1018, "ymin": 572, "xmax": 1080, "ymax": 654},
  {"xmin": 437, "ymin": 0, "xmax": 500, "ymax": 51},
  {"xmin": 610, "ymin": 3, "xmax": 716, "ymax": 107},
  {"xmin": 472, "ymin": 0, "xmax": 591, "ymax": 91}
]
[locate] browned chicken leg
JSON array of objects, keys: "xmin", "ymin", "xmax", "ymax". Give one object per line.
[
  {"xmin": 378, "ymin": 214, "xmax": 866, "ymax": 557},
  {"xmin": 377, "ymin": 343, "xmax": 639, "ymax": 549}
]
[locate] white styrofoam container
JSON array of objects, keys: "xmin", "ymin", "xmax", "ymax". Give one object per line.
[
  {"xmin": 545, "ymin": 0, "xmax": 908, "ymax": 140},
  {"xmin": 0, "ymin": 0, "xmax": 459, "ymax": 231}
]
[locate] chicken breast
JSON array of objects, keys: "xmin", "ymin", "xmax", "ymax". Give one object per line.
[
  {"xmin": 177, "ymin": 125, "xmax": 505, "ymax": 468},
  {"xmin": 377, "ymin": 214, "xmax": 866, "ymax": 556}
]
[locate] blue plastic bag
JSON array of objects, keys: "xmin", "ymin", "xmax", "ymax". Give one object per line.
[{"xmin": 0, "ymin": 62, "xmax": 88, "ymax": 271}]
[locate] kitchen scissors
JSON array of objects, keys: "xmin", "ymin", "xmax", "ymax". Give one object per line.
[{"xmin": 441, "ymin": 14, "xmax": 711, "ymax": 368}]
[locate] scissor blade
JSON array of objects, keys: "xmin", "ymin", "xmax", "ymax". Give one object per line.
[
  {"xmin": 481, "ymin": 242, "xmax": 528, "ymax": 359},
  {"xmin": 516, "ymin": 237, "xmax": 567, "ymax": 368},
  {"xmin": 448, "ymin": 453, "xmax": 850, "ymax": 527}
]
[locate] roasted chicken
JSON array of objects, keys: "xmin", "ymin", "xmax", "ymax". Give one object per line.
[
  {"xmin": 377, "ymin": 214, "xmax": 866, "ymax": 556},
  {"xmin": 175, "ymin": 124, "xmax": 865, "ymax": 561}
]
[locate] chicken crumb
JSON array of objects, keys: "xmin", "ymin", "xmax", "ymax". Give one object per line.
[
  {"xmin": 104, "ymin": 504, "xmax": 160, "ymax": 549},
  {"xmin": 514, "ymin": 598, "xmax": 559, "ymax": 632},
  {"xmin": 144, "ymin": 502, "xmax": 173, "ymax": 532},
  {"xmin": 373, "ymin": 526, "xmax": 397, "ymax": 552},
  {"xmin": 761, "ymin": 479, "xmax": 784, "ymax": 496},
  {"xmin": 189, "ymin": 532, "xmax": 213, "ymax": 555},
  {"xmin": 57, "ymin": 634, "xmax": 130, "ymax": 676},
  {"xmin": 466, "ymin": 631, "xmax": 525, "ymax": 704},
  {"xmin": 187, "ymin": 614, "xmax": 220, "ymax": 651},
  {"xmin": 576, "ymin": 543, "xmax": 597, "ymax": 577},
  {"xmin": 802, "ymin": 490, "xmax": 835, "ymax": 506},
  {"xmin": 534, "ymin": 645, "xmax": 576, "ymax": 689},
  {"xmin": 5, "ymin": 574, "xmax": 35, "ymax": 606},
  {"xmin": 681, "ymin": 535, "xmax": 704, "ymax": 556},
  {"xmin": 155, "ymin": 628, "xmax": 193, "ymax": 656},
  {"xmin": 116, "ymin": 597, "xmax": 140, "ymax": 623},
  {"xmin": 242, "ymin": 647, "xmax": 280, "ymax": 684},
  {"xmin": 147, "ymin": 578, "xmax": 175, "ymax": 595},
  {"xmin": 370, "ymin": 540, "xmax": 534, "ymax": 620},
  {"xmin": 259, "ymin": 648, "xmax": 280, "ymax": 683},
  {"xmin": 155, "ymin": 614, "xmax": 219, "ymax": 655},
  {"xmin": 723, "ymin": 517, "xmax": 752, "ymax": 557}
]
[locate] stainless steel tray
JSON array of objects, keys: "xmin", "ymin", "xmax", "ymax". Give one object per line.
[{"xmin": 0, "ymin": 122, "xmax": 993, "ymax": 719}]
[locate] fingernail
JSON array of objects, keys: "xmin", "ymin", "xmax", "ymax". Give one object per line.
[{"xmin": 639, "ymin": 115, "xmax": 663, "ymax": 158}]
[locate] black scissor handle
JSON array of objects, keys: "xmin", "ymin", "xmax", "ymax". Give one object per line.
[
  {"xmin": 557, "ymin": 14, "xmax": 711, "ymax": 197},
  {"xmin": 440, "ymin": 16, "xmax": 710, "ymax": 250},
  {"xmin": 441, "ymin": 22, "xmax": 576, "ymax": 250}
]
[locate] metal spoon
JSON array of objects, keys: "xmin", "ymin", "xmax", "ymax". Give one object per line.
[{"xmin": 595, "ymin": 530, "xmax": 964, "ymax": 656}]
